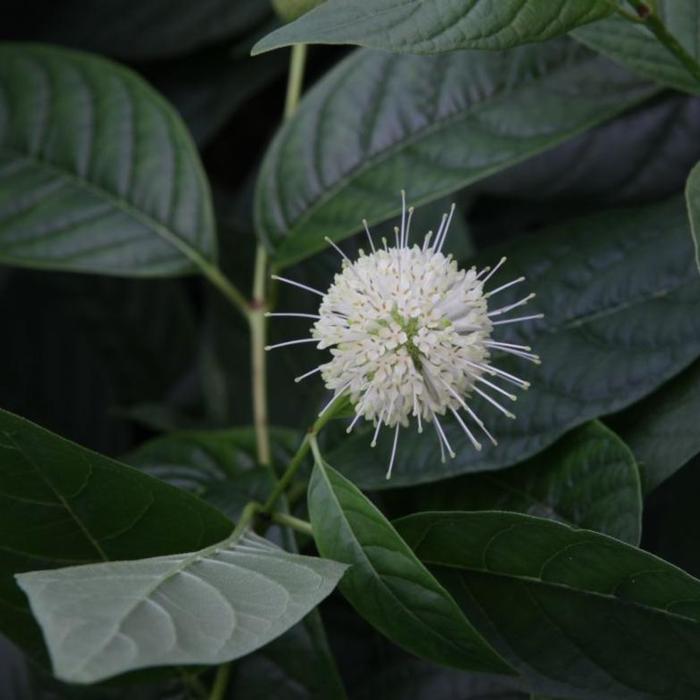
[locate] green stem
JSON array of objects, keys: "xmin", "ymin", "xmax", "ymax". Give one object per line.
[
  {"xmin": 270, "ymin": 511, "xmax": 313, "ymax": 536},
  {"xmin": 208, "ymin": 663, "xmax": 231, "ymax": 700},
  {"xmin": 623, "ymin": 1, "xmax": 700, "ymax": 84},
  {"xmin": 262, "ymin": 395, "xmax": 350, "ymax": 514},
  {"xmin": 248, "ymin": 44, "xmax": 308, "ymax": 468},
  {"xmin": 199, "ymin": 260, "xmax": 250, "ymax": 319},
  {"xmin": 284, "ymin": 44, "xmax": 308, "ymax": 119},
  {"xmin": 250, "ymin": 247, "xmax": 271, "ymax": 467}
]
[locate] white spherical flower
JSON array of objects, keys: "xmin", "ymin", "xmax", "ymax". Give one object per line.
[{"xmin": 267, "ymin": 194, "xmax": 542, "ymax": 479}]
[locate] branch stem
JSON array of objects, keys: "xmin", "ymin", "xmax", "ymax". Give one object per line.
[
  {"xmin": 269, "ymin": 512, "xmax": 313, "ymax": 536},
  {"xmin": 623, "ymin": 1, "xmax": 700, "ymax": 85},
  {"xmin": 208, "ymin": 663, "xmax": 231, "ymax": 700}
]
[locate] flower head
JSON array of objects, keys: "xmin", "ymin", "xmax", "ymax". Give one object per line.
[{"xmin": 267, "ymin": 193, "xmax": 542, "ymax": 478}]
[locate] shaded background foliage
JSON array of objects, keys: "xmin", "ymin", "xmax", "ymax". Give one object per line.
[{"xmin": 2, "ymin": 0, "xmax": 700, "ymax": 698}]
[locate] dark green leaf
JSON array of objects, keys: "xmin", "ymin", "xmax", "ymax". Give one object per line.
[
  {"xmin": 125, "ymin": 428, "xmax": 300, "ymax": 519},
  {"xmin": 396, "ymin": 511, "xmax": 700, "ymax": 700},
  {"xmin": 477, "ymin": 94, "xmax": 700, "ymax": 206},
  {"xmin": 329, "ymin": 197, "xmax": 700, "ymax": 489},
  {"xmin": 687, "ymin": 160, "xmax": 700, "ymax": 271},
  {"xmin": 0, "ymin": 408, "xmax": 231, "ymax": 659},
  {"xmin": 307, "ymin": 457, "xmax": 513, "ymax": 675},
  {"xmin": 388, "ymin": 422, "xmax": 642, "ymax": 545},
  {"xmin": 614, "ymin": 358, "xmax": 700, "ymax": 494},
  {"xmin": 573, "ymin": 3, "xmax": 700, "ymax": 95},
  {"xmin": 253, "ymin": 0, "xmax": 612, "ymax": 55},
  {"xmin": 0, "ymin": 44, "xmax": 215, "ymax": 276},
  {"xmin": 255, "ymin": 40, "xmax": 656, "ymax": 267},
  {"xmin": 17, "ymin": 532, "xmax": 346, "ymax": 683}
]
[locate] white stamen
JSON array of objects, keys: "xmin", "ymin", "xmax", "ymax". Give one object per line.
[
  {"xmin": 363, "ymin": 219, "xmax": 376, "ymax": 253},
  {"xmin": 450, "ymin": 406, "xmax": 481, "ymax": 450},
  {"xmin": 386, "ymin": 424, "xmax": 400, "ymax": 479},
  {"xmin": 325, "ymin": 237, "xmax": 352, "ymax": 264},
  {"xmin": 319, "ymin": 381, "xmax": 351, "ymax": 417},
  {"xmin": 266, "ymin": 312, "xmax": 320, "ymax": 320},
  {"xmin": 487, "ymin": 340, "xmax": 532, "ymax": 352},
  {"xmin": 474, "ymin": 386, "xmax": 516, "ymax": 419},
  {"xmin": 491, "ymin": 313, "xmax": 544, "ymax": 326},
  {"xmin": 481, "ymin": 257, "xmax": 507, "ymax": 285},
  {"xmin": 271, "ymin": 275, "xmax": 324, "ymax": 297},
  {"xmin": 432, "ymin": 411, "xmax": 455, "ymax": 459},
  {"xmin": 294, "ymin": 366, "xmax": 323, "ymax": 383},
  {"xmin": 488, "ymin": 293, "xmax": 536, "ymax": 317},
  {"xmin": 347, "ymin": 411, "xmax": 363, "ymax": 434},
  {"xmin": 265, "ymin": 338, "xmax": 318, "ymax": 351},
  {"xmin": 476, "ymin": 375, "xmax": 517, "ymax": 401},
  {"xmin": 486, "ymin": 276, "xmax": 525, "ymax": 298}
]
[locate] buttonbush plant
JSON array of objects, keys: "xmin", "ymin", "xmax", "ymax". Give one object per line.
[{"xmin": 2, "ymin": 1, "xmax": 700, "ymax": 699}]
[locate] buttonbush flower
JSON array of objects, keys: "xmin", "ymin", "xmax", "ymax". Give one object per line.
[{"xmin": 267, "ymin": 194, "xmax": 542, "ymax": 478}]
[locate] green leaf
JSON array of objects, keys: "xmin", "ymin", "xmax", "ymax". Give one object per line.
[
  {"xmin": 255, "ymin": 40, "xmax": 656, "ymax": 268},
  {"xmin": 687, "ymin": 160, "xmax": 700, "ymax": 272},
  {"xmin": 614, "ymin": 358, "xmax": 700, "ymax": 495},
  {"xmin": 573, "ymin": 3, "xmax": 700, "ymax": 95},
  {"xmin": 125, "ymin": 428, "xmax": 300, "ymax": 519},
  {"xmin": 328, "ymin": 197, "xmax": 700, "ymax": 489},
  {"xmin": 16, "ymin": 531, "xmax": 346, "ymax": 684},
  {"xmin": 253, "ymin": 0, "xmax": 612, "ymax": 55},
  {"xmin": 395, "ymin": 511, "xmax": 700, "ymax": 699},
  {"xmin": 388, "ymin": 422, "xmax": 642, "ymax": 545},
  {"xmin": 0, "ymin": 408, "xmax": 232, "ymax": 659},
  {"xmin": 0, "ymin": 43, "xmax": 216, "ymax": 276},
  {"xmin": 307, "ymin": 455, "xmax": 513, "ymax": 675}
]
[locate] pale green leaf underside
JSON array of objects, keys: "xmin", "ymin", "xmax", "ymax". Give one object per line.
[
  {"xmin": 254, "ymin": 0, "xmax": 612, "ymax": 55},
  {"xmin": 17, "ymin": 532, "xmax": 346, "ymax": 684},
  {"xmin": 0, "ymin": 43, "xmax": 215, "ymax": 276},
  {"xmin": 255, "ymin": 41, "xmax": 656, "ymax": 268},
  {"xmin": 573, "ymin": 2, "xmax": 700, "ymax": 95}
]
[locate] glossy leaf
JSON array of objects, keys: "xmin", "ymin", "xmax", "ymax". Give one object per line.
[
  {"xmin": 329, "ymin": 197, "xmax": 700, "ymax": 489},
  {"xmin": 0, "ymin": 408, "xmax": 232, "ymax": 658},
  {"xmin": 17, "ymin": 532, "xmax": 346, "ymax": 683},
  {"xmin": 388, "ymin": 422, "xmax": 642, "ymax": 545},
  {"xmin": 0, "ymin": 44, "xmax": 215, "ymax": 276},
  {"xmin": 255, "ymin": 40, "xmax": 656, "ymax": 267},
  {"xmin": 687, "ymin": 160, "xmax": 700, "ymax": 272},
  {"xmin": 254, "ymin": 0, "xmax": 612, "ymax": 55},
  {"xmin": 396, "ymin": 511, "xmax": 700, "ymax": 699},
  {"xmin": 615, "ymin": 359, "xmax": 700, "ymax": 494},
  {"xmin": 574, "ymin": 3, "xmax": 700, "ymax": 95},
  {"xmin": 307, "ymin": 457, "xmax": 513, "ymax": 675}
]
